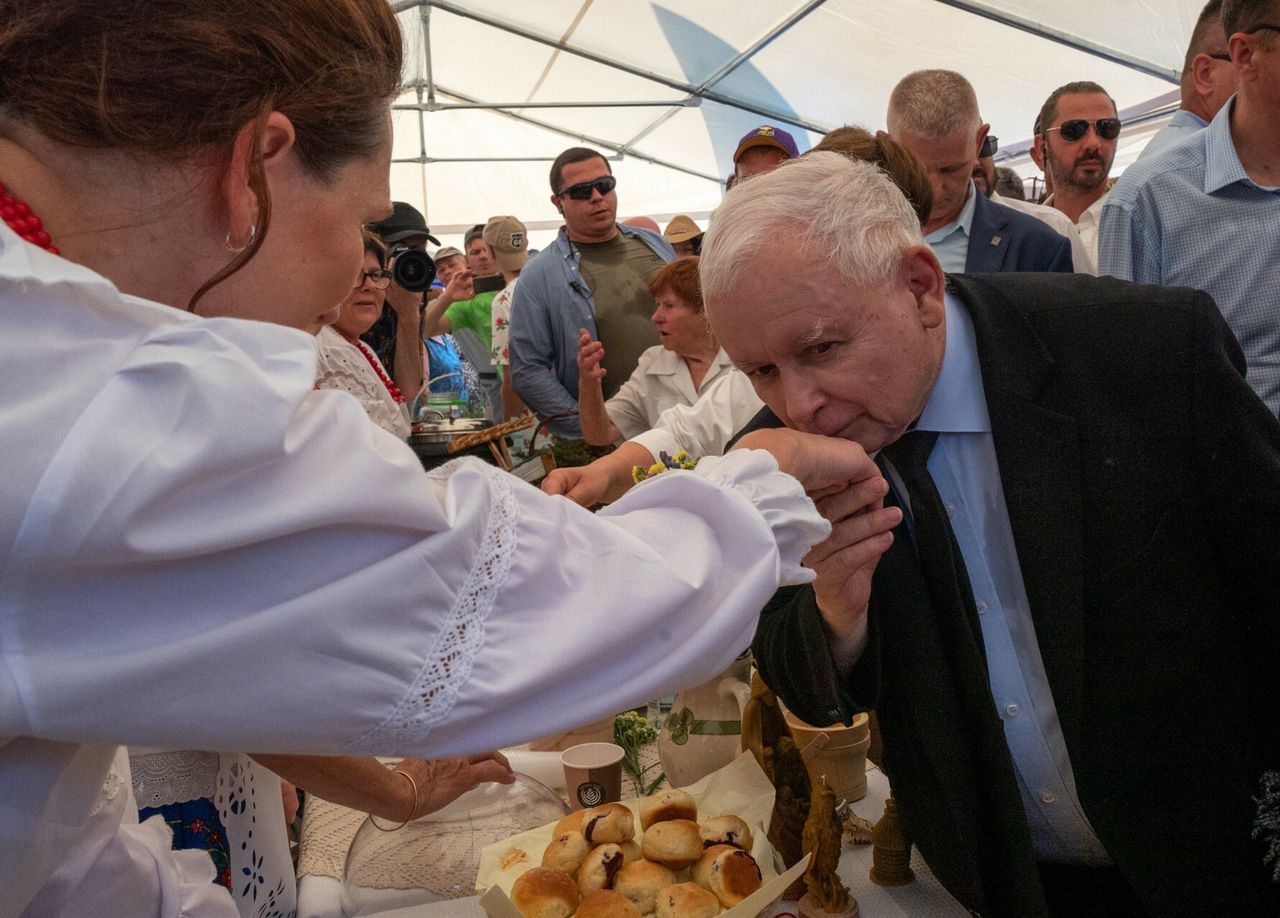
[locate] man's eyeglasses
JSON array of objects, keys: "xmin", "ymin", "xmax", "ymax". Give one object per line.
[
  {"xmin": 1043, "ymin": 118, "xmax": 1122, "ymax": 143},
  {"xmin": 980, "ymin": 135, "xmax": 998, "ymax": 158},
  {"xmin": 356, "ymin": 268, "xmax": 393, "ymax": 290},
  {"xmin": 556, "ymin": 175, "xmax": 617, "ymax": 200}
]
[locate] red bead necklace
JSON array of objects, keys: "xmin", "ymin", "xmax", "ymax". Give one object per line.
[
  {"xmin": 0, "ymin": 181, "xmax": 59, "ymax": 254},
  {"xmin": 355, "ymin": 339, "xmax": 406, "ymax": 404}
]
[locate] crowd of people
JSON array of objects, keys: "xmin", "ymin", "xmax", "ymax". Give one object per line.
[{"xmin": 1, "ymin": 0, "xmax": 1278, "ymax": 916}]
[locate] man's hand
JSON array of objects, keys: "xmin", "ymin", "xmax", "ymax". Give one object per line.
[
  {"xmin": 442, "ymin": 267, "xmax": 474, "ymax": 304},
  {"xmin": 384, "ymin": 280, "xmax": 423, "ymax": 319},
  {"xmin": 576, "ymin": 328, "xmax": 607, "ymax": 385}
]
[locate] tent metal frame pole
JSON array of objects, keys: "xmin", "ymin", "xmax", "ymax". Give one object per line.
[
  {"xmin": 397, "ymin": 100, "xmax": 694, "ymax": 111},
  {"xmin": 618, "ymin": 0, "xmax": 830, "ymax": 155},
  {"xmin": 392, "ymin": 0, "xmax": 827, "ymax": 134},
  {"xmin": 930, "ymin": 0, "xmax": 1179, "ymax": 83}
]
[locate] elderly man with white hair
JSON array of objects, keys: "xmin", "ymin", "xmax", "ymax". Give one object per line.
[{"xmin": 705, "ymin": 152, "xmax": 1280, "ymax": 916}]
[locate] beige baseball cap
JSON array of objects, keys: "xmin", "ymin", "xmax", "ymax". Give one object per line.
[
  {"xmin": 482, "ymin": 215, "xmax": 530, "ymax": 273},
  {"xmin": 663, "ymin": 215, "xmax": 703, "ymax": 245}
]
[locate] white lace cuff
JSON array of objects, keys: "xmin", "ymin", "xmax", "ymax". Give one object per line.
[{"xmin": 691, "ymin": 449, "xmax": 827, "ymax": 586}]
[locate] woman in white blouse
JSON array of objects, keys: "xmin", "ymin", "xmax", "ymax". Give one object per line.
[
  {"xmin": 315, "ymin": 233, "xmax": 412, "ymax": 439},
  {"xmin": 0, "ymin": 3, "xmax": 895, "ymax": 916},
  {"xmin": 577, "ymin": 256, "xmax": 735, "ymax": 446}
]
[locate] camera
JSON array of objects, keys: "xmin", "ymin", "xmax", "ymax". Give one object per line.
[{"xmin": 388, "ymin": 244, "xmax": 437, "ymax": 292}]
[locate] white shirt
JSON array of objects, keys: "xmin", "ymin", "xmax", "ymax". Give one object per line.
[
  {"xmin": 315, "ymin": 325, "xmax": 412, "ymax": 439},
  {"xmin": 994, "ymin": 193, "xmax": 1096, "ymax": 274},
  {"xmin": 0, "ymin": 227, "xmax": 829, "ymax": 917},
  {"xmin": 629, "ymin": 370, "xmax": 766, "ymax": 461},
  {"xmin": 1073, "ymin": 192, "xmax": 1109, "ymax": 267},
  {"xmin": 605, "ymin": 346, "xmax": 736, "ymax": 441}
]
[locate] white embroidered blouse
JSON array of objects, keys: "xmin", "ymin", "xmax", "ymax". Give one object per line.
[{"xmin": 314, "ymin": 324, "xmax": 411, "ymax": 440}]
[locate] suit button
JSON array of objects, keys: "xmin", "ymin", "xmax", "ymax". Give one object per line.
[
  {"xmin": 976, "ymin": 600, "xmax": 988, "ymax": 614},
  {"xmin": 1005, "ymin": 703, "xmax": 1020, "ymax": 717},
  {"xmin": 1041, "ymin": 791, "xmax": 1056, "ymax": 804}
]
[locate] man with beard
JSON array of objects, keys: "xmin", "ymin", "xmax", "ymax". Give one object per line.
[{"xmin": 1033, "ymin": 82, "xmax": 1120, "ymax": 265}]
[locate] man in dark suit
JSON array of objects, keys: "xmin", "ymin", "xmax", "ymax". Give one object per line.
[
  {"xmin": 699, "ymin": 151, "xmax": 1279, "ymax": 916},
  {"xmin": 887, "ymin": 69, "xmax": 1074, "ymax": 275}
]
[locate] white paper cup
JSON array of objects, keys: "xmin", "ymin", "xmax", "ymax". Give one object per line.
[{"xmin": 560, "ymin": 742, "xmax": 624, "ymax": 809}]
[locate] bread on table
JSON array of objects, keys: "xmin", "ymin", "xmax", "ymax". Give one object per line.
[
  {"xmin": 692, "ymin": 844, "xmax": 762, "ymax": 908},
  {"xmin": 613, "ymin": 858, "xmax": 678, "ymax": 915},
  {"xmin": 574, "ymin": 889, "xmax": 643, "ymax": 918},
  {"xmin": 511, "ymin": 866, "xmax": 580, "ymax": 918},
  {"xmin": 582, "ymin": 803, "xmax": 636, "ymax": 845},
  {"xmin": 640, "ymin": 788, "xmax": 697, "ymax": 830},
  {"xmin": 542, "ymin": 830, "xmax": 592, "ymax": 874},
  {"xmin": 577, "ymin": 843, "xmax": 626, "ymax": 895},
  {"xmin": 655, "ymin": 881, "xmax": 721, "ymax": 918},
  {"xmin": 699, "ymin": 815, "xmax": 753, "ymax": 852},
  {"xmin": 641, "ymin": 818, "xmax": 703, "ymax": 870}
]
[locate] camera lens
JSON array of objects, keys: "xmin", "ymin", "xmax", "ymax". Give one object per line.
[{"xmin": 389, "ymin": 245, "xmax": 437, "ymax": 292}]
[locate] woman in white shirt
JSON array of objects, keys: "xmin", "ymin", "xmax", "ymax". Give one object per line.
[
  {"xmin": 0, "ymin": 3, "xmax": 894, "ymax": 916},
  {"xmin": 577, "ymin": 256, "xmax": 735, "ymax": 445}
]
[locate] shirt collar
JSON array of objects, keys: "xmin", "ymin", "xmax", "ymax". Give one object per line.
[
  {"xmin": 917, "ymin": 291, "xmax": 991, "ymax": 434},
  {"xmin": 924, "ymin": 180, "xmax": 978, "ymax": 246},
  {"xmin": 1204, "ymin": 95, "xmax": 1254, "ymax": 194}
]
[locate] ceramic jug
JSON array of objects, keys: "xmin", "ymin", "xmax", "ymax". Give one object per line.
[{"xmin": 657, "ymin": 652, "xmax": 753, "ymax": 788}]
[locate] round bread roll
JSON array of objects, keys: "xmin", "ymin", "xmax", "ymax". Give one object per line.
[
  {"xmin": 640, "ymin": 787, "xmax": 697, "ymax": 830},
  {"xmin": 574, "ymin": 889, "xmax": 643, "ymax": 918},
  {"xmin": 692, "ymin": 845, "xmax": 762, "ymax": 908},
  {"xmin": 655, "ymin": 881, "xmax": 721, "ymax": 918},
  {"xmin": 541, "ymin": 830, "xmax": 591, "ymax": 874},
  {"xmin": 614, "ymin": 858, "xmax": 678, "ymax": 915},
  {"xmin": 554, "ymin": 809, "xmax": 588, "ymax": 837},
  {"xmin": 582, "ymin": 803, "xmax": 636, "ymax": 845},
  {"xmin": 617, "ymin": 839, "xmax": 643, "ymax": 865},
  {"xmin": 511, "ymin": 866, "xmax": 579, "ymax": 918},
  {"xmin": 576, "ymin": 843, "xmax": 626, "ymax": 895},
  {"xmin": 641, "ymin": 819, "xmax": 703, "ymax": 870},
  {"xmin": 698, "ymin": 815, "xmax": 753, "ymax": 852}
]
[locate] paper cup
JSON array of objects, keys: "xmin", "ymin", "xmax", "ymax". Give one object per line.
[{"xmin": 560, "ymin": 742, "xmax": 624, "ymax": 809}]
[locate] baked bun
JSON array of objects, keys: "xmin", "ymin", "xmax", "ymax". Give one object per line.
[
  {"xmin": 655, "ymin": 881, "xmax": 721, "ymax": 918},
  {"xmin": 554, "ymin": 809, "xmax": 588, "ymax": 837},
  {"xmin": 582, "ymin": 803, "xmax": 636, "ymax": 845},
  {"xmin": 641, "ymin": 819, "xmax": 703, "ymax": 870},
  {"xmin": 576, "ymin": 843, "xmax": 626, "ymax": 895},
  {"xmin": 692, "ymin": 845, "xmax": 761, "ymax": 908},
  {"xmin": 614, "ymin": 858, "xmax": 678, "ymax": 915},
  {"xmin": 574, "ymin": 889, "xmax": 643, "ymax": 918},
  {"xmin": 617, "ymin": 839, "xmax": 643, "ymax": 865},
  {"xmin": 640, "ymin": 788, "xmax": 697, "ymax": 830},
  {"xmin": 541, "ymin": 830, "xmax": 591, "ymax": 874},
  {"xmin": 511, "ymin": 866, "xmax": 579, "ymax": 918},
  {"xmin": 698, "ymin": 815, "xmax": 753, "ymax": 852}
]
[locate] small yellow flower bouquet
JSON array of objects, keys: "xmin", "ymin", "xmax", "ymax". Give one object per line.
[{"xmin": 632, "ymin": 449, "xmax": 700, "ymax": 484}]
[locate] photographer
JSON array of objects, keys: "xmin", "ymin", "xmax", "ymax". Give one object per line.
[{"xmin": 366, "ymin": 201, "xmax": 436, "ymax": 399}]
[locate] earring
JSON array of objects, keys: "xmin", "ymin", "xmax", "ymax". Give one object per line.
[{"xmin": 225, "ymin": 223, "xmax": 258, "ymax": 254}]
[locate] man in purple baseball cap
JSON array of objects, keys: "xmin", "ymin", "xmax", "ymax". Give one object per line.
[{"xmin": 732, "ymin": 124, "xmax": 800, "ymax": 184}]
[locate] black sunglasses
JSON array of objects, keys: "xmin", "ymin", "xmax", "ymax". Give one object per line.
[
  {"xmin": 980, "ymin": 135, "xmax": 998, "ymax": 158},
  {"xmin": 557, "ymin": 175, "xmax": 617, "ymax": 200},
  {"xmin": 1044, "ymin": 118, "xmax": 1121, "ymax": 143}
]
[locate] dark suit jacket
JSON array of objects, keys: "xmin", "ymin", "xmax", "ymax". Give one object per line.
[
  {"xmin": 966, "ymin": 191, "xmax": 1074, "ymax": 273},
  {"xmin": 750, "ymin": 273, "xmax": 1280, "ymax": 916}
]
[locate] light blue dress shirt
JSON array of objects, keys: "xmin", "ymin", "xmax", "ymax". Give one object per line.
[
  {"xmin": 1099, "ymin": 97, "xmax": 1280, "ymax": 414},
  {"xmin": 899, "ymin": 293, "xmax": 1111, "ymax": 865},
  {"xmin": 924, "ymin": 181, "xmax": 978, "ymax": 274},
  {"xmin": 1135, "ymin": 108, "xmax": 1208, "ymax": 162}
]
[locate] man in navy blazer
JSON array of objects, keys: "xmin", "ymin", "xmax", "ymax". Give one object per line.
[
  {"xmin": 701, "ymin": 152, "xmax": 1279, "ymax": 916},
  {"xmin": 887, "ymin": 69, "xmax": 1074, "ymax": 274}
]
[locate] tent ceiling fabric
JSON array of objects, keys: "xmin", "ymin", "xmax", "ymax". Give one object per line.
[{"xmin": 389, "ymin": 0, "xmax": 1207, "ymax": 250}]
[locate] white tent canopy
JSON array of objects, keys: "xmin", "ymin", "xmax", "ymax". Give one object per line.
[{"xmin": 389, "ymin": 0, "xmax": 1207, "ymax": 252}]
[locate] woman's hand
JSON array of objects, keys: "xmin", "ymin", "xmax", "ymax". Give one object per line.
[
  {"xmin": 577, "ymin": 328, "xmax": 607, "ymax": 385},
  {"xmin": 397, "ymin": 752, "xmax": 515, "ymax": 819}
]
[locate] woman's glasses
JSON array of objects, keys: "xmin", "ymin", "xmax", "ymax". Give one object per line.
[
  {"xmin": 1043, "ymin": 118, "xmax": 1122, "ymax": 143},
  {"xmin": 356, "ymin": 269, "xmax": 393, "ymax": 290},
  {"xmin": 556, "ymin": 176, "xmax": 617, "ymax": 200}
]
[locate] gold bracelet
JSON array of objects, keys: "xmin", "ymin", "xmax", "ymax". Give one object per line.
[{"xmin": 370, "ymin": 766, "xmax": 419, "ymax": 832}]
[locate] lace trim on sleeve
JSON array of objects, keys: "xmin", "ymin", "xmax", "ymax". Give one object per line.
[
  {"xmin": 345, "ymin": 459, "xmax": 520, "ymax": 754},
  {"xmin": 128, "ymin": 750, "xmax": 220, "ymax": 809}
]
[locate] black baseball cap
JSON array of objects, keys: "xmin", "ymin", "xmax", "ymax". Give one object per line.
[{"xmin": 369, "ymin": 202, "xmax": 441, "ymax": 246}]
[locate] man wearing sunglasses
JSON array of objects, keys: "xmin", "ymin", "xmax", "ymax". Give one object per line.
[
  {"xmin": 886, "ymin": 69, "xmax": 1074, "ymax": 277},
  {"xmin": 509, "ymin": 146, "xmax": 675, "ymax": 438},
  {"xmin": 1100, "ymin": 0, "xmax": 1280, "ymax": 416},
  {"xmin": 1137, "ymin": 1, "xmax": 1237, "ymax": 161},
  {"xmin": 1033, "ymin": 81, "xmax": 1120, "ymax": 266}
]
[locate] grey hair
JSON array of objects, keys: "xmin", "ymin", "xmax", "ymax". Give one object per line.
[
  {"xmin": 887, "ymin": 69, "xmax": 982, "ymax": 138},
  {"xmin": 700, "ymin": 152, "xmax": 924, "ymax": 310}
]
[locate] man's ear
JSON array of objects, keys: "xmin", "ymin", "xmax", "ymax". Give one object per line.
[
  {"xmin": 1029, "ymin": 136, "xmax": 1045, "ymax": 171},
  {"xmin": 220, "ymin": 111, "xmax": 296, "ymax": 247},
  {"xmin": 550, "ymin": 193, "xmax": 564, "ymax": 216},
  {"xmin": 975, "ymin": 122, "xmax": 991, "ymax": 159},
  {"xmin": 902, "ymin": 245, "xmax": 946, "ymax": 329}
]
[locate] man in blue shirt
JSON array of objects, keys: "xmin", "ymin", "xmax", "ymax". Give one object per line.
[
  {"xmin": 1099, "ymin": 0, "xmax": 1280, "ymax": 415},
  {"xmin": 886, "ymin": 69, "xmax": 1074, "ymax": 275},
  {"xmin": 706, "ymin": 152, "xmax": 1279, "ymax": 915}
]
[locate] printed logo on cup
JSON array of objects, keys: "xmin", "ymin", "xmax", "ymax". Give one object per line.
[{"xmin": 576, "ymin": 781, "xmax": 605, "ymax": 808}]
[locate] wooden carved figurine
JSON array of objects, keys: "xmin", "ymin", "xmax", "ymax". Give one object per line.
[
  {"xmin": 797, "ymin": 778, "xmax": 858, "ymax": 918},
  {"xmin": 869, "ymin": 795, "xmax": 914, "ymax": 886}
]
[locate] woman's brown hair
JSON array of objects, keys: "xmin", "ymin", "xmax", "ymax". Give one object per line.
[
  {"xmin": 812, "ymin": 126, "xmax": 934, "ymax": 228},
  {"xmin": 649, "ymin": 256, "xmax": 704, "ymax": 312},
  {"xmin": 0, "ymin": 0, "xmax": 403, "ymax": 305}
]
